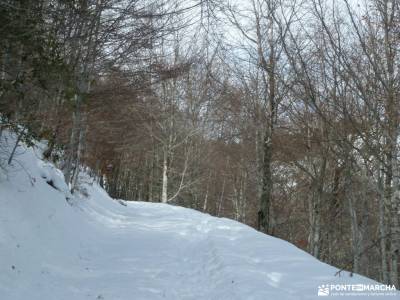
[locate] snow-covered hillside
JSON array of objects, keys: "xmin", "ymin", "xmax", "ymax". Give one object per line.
[{"xmin": 0, "ymin": 138, "xmax": 397, "ymax": 300}]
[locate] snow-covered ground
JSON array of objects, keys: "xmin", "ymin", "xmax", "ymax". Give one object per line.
[{"xmin": 0, "ymin": 137, "xmax": 398, "ymax": 299}]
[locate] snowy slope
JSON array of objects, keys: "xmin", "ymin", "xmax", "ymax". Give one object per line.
[{"xmin": 0, "ymin": 138, "xmax": 397, "ymax": 300}]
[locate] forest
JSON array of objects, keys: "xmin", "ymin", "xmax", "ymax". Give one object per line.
[{"xmin": 0, "ymin": 0, "xmax": 399, "ymax": 289}]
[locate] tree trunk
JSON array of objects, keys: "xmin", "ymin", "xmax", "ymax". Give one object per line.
[
  {"xmin": 308, "ymin": 155, "xmax": 326, "ymax": 259},
  {"xmin": 64, "ymin": 94, "xmax": 81, "ymax": 186},
  {"xmin": 308, "ymin": 183, "xmax": 322, "ymax": 259},
  {"xmin": 161, "ymin": 148, "xmax": 168, "ymax": 203},
  {"xmin": 389, "ymin": 151, "xmax": 400, "ymax": 287},
  {"xmin": 217, "ymin": 176, "xmax": 226, "ymax": 217},
  {"xmin": 7, "ymin": 130, "xmax": 23, "ymax": 165},
  {"xmin": 346, "ymin": 171, "xmax": 361, "ymax": 273},
  {"xmin": 203, "ymin": 171, "xmax": 211, "ymax": 212},
  {"xmin": 259, "ymin": 127, "xmax": 273, "ymax": 233}
]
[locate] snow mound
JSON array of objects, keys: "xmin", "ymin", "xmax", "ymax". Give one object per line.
[
  {"xmin": 0, "ymin": 139, "xmax": 397, "ymax": 300},
  {"xmin": 38, "ymin": 161, "xmax": 72, "ymax": 199}
]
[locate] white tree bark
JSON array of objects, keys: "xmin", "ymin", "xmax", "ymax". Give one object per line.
[{"xmin": 161, "ymin": 149, "xmax": 168, "ymax": 203}]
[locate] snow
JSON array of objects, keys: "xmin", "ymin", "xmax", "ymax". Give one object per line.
[
  {"xmin": 0, "ymin": 136, "xmax": 398, "ymax": 299},
  {"xmin": 38, "ymin": 161, "xmax": 72, "ymax": 199}
]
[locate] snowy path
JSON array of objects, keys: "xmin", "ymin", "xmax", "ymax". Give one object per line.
[
  {"xmin": 77, "ymin": 193, "xmax": 237, "ymax": 299},
  {"xmin": 0, "ymin": 143, "xmax": 398, "ymax": 299}
]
